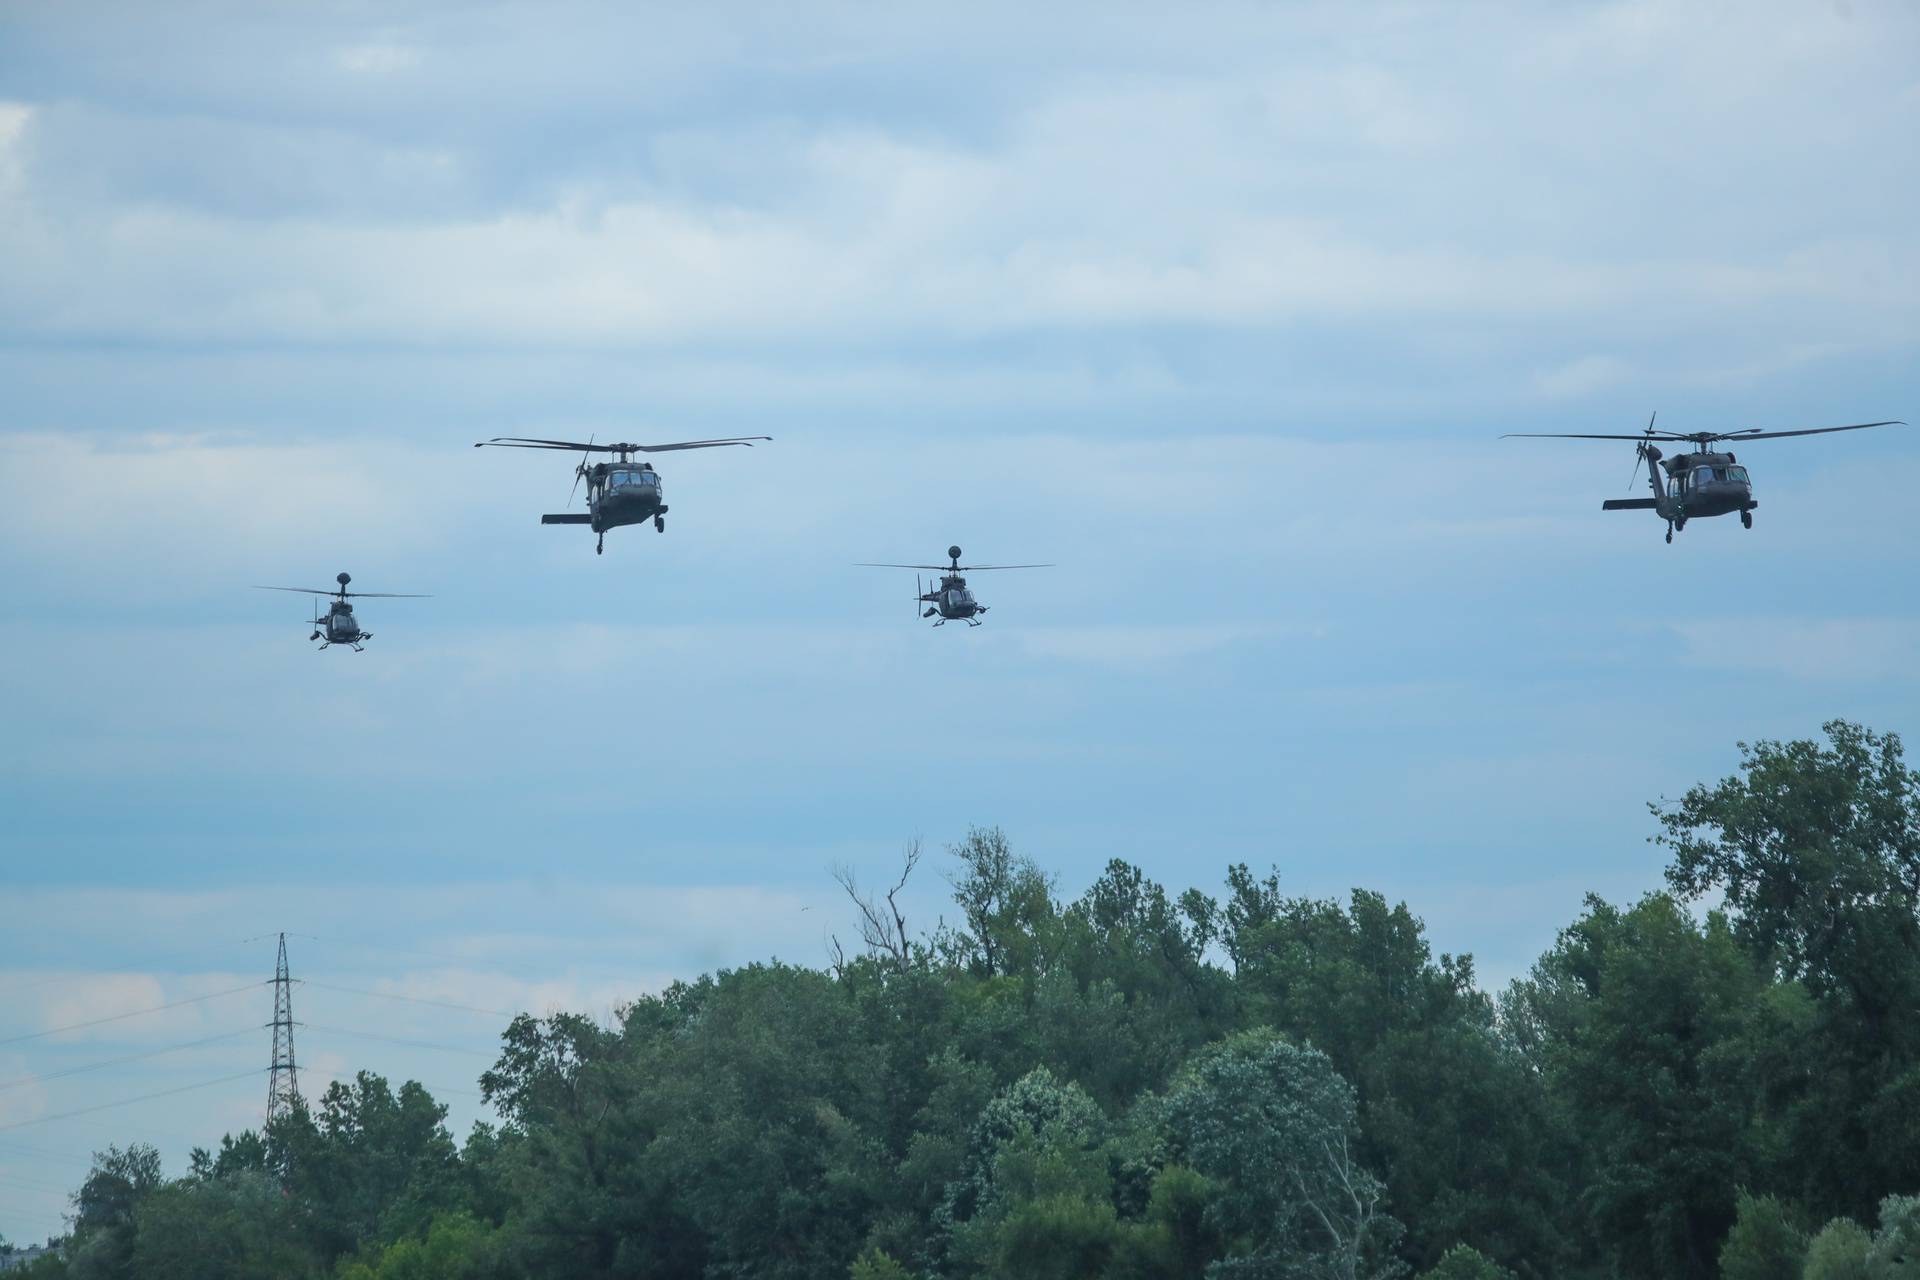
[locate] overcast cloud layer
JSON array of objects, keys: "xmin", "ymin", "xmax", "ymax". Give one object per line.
[{"xmin": 3, "ymin": 0, "xmax": 1919, "ymax": 1245}]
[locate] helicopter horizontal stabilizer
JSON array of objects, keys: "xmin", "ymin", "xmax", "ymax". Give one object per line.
[
  {"xmin": 1600, "ymin": 498, "xmax": 1660, "ymax": 511},
  {"xmin": 540, "ymin": 514, "xmax": 594, "ymax": 524}
]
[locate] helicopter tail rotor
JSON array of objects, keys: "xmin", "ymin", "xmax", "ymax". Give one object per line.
[
  {"xmin": 568, "ymin": 434, "xmax": 594, "ymax": 507},
  {"xmin": 1626, "ymin": 412, "xmax": 1659, "ymax": 491}
]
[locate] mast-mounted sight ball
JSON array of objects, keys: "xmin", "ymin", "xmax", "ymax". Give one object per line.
[
  {"xmin": 948, "ymin": 545, "xmax": 963, "ymax": 561},
  {"xmin": 337, "ymin": 572, "xmax": 351, "ymax": 586}
]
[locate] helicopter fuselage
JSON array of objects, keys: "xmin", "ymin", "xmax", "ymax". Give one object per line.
[
  {"xmin": 312, "ymin": 600, "xmax": 368, "ymax": 649},
  {"xmin": 1602, "ymin": 447, "xmax": 1757, "ymax": 539},
  {"xmin": 1657, "ymin": 450, "xmax": 1756, "ymax": 520},
  {"xmin": 586, "ymin": 464, "xmax": 667, "ymax": 533},
  {"xmin": 921, "ymin": 574, "xmax": 984, "ymax": 624},
  {"xmin": 541, "ymin": 461, "xmax": 669, "ymax": 552}
]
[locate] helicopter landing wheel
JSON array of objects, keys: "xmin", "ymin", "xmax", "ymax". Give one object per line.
[
  {"xmin": 1741, "ymin": 510, "xmax": 1752, "ymax": 529},
  {"xmin": 1665, "ymin": 525, "xmax": 1673, "ymax": 544},
  {"xmin": 655, "ymin": 515, "xmax": 665, "ymax": 532},
  {"xmin": 596, "ymin": 533, "xmax": 604, "ymax": 555}
]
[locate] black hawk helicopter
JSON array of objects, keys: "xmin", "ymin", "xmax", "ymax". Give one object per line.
[
  {"xmin": 252, "ymin": 573, "xmax": 429, "ymax": 651},
  {"xmin": 474, "ymin": 434, "xmax": 771, "ymax": 554},
  {"xmin": 1504, "ymin": 415, "xmax": 1903, "ymax": 542},
  {"xmin": 857, "ymin": 546, "xmax": 1051, "ymax": 626}
]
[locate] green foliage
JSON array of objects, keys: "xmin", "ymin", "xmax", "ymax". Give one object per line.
[
  {"xmin": 1660, "ymin": 722, "xmax": 1920, "ymax": 1218},
  {"xmin": 1167, "ymin": 1028, "xmax": 1405, "ymax": 1279},
  {"xmin": 130, "ymin": 1171, "xmax": 318, "ymax": 1280},
  {"xmin": 1417, "ymin": 1244, "xmax": 1515, "ymax": 1279},
  {"xmin": 1866, "ymin": 1194, "xmax": 1920, "ymax": 1277},
  {"xmin": 63, "ymin": 1144, "xmax": 164, "ymax": 1280},
  {"xmin": 1503, "ymin": 893, "xmax": 1767, "ymax": 1278},
  {"xmin": 30, "ymin": 743, "xmax": 1920, "ymax": 1280},
  {"xmin": 335, "ymin": 1211, "xmax": 511, "ymax": 1280},
  {"xmin": 937, "ymin": 826, "xmax": 1060, "ymax": 982},
  {"xmin": 941, "ymin": 1067, "xmax": 1112, "ymax": 1272},
  {"xmin": 1719, "ymin": 1191, "xmax": 1808, "ymax": 1280},
  {"xmin": 1803, "ymin": 1219, "xmax": 1871, "ymax": 1280},
  {"xmin": 849, "ymin": 1248, "xmax": 915, "ymax": 1280},
  {"xmin": 1226, "ymin": 870, "xmax": 1557, "ymax": 1272}
]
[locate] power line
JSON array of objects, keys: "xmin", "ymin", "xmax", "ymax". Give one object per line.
[
  {"xmin": 0, "ymin": 983, "xmax": 266, "ymax": 1047},
  {"xmin": 297, "ymin": 932, "xmax": 501, "ymax": 974},
  {"xmin": 301, "ymin": 1023, "xmax": 496, "ymax": 1058},
  {"xmin": 0, "ymin": 1029, "xmax": 259, "ymax": 1093},
  {"xmin": 0, "ymin": 1070, "xmax": 262, "ymax": 1134},
  {"xmin": 297, "ymin": 980, "xmax": 511, "ymax": 1019},
  {"xmin": 306, "ymin": 1069, "xmax": 486, "ymax": 1102},
  {"xmin": 0, "ymin": 937, "xmax": 264, "ymax": 1002}
]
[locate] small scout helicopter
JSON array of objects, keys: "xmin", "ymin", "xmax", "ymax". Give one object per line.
[
  {"xmin": 252, "ymin": 573, "xmax": 429, "ymax": 651},
  {"xmin": 1504, "ymin": 415, "xmax": 1903, "ymax": 542},
  {"xmin": 474, "ymin": 435, "xmax": 771, "ymax": 554},
  {"xmin": 857, "ymin": 546, "xmax": 1051, "ymax": 626}
]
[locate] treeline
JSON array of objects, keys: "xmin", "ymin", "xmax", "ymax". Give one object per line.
[{"xmin": 17, "ymin": 720, "xmax": 1920, "ymax": 1280}]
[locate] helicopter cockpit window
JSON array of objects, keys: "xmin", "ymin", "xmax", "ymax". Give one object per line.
[
  {"xmin": 1729, "ymin": 466, "xmax": 1750, "ymax": 484},
  {"xmin": 1693, "ymin": 467, "xmax": 1718, "ymax": 487}
]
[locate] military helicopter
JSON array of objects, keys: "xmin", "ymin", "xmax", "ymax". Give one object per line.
[
  {"xmin": 857, "ymin": 546, "xmax": 1051, "ymax": 626},
  {"xmin": 252, "ymin": 573, "xmax": 429, "ymax": 651},
  {"xmin": 1504, "ymin": 415, "xmax": 1904, "ymax": 542},
  {"xmin": 474, "ymin": 434, "xmax": 771, "ymax": 554}
]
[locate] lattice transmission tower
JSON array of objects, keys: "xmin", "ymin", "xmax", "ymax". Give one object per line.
[{"xmin": 266, "ymin": 931, "xmax": 301, "ymax": 1125}]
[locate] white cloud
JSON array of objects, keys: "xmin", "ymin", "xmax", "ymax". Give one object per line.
[
  {"xmin": 1011, "ymin": 625, "xmax": 1259, "ymax": 668},
  {"xmin": 1, "ymin": 6, "xmax": 1915, "ymax": 356},
  {"xmin": 1672, "ymin": 617, "xmax": 1920, "ymax": 682},
  {"xmin": 336, "ymin": 43, "xmax": 420, "ymax": 75},
  {"xmin": 1535, "ymin": 355, "xmax": 1634, "ymax": 399}
]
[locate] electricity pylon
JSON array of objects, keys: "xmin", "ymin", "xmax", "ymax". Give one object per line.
[{"xmin": 266, "ymin": 932, "xmax": 301, "ymax": 1125}]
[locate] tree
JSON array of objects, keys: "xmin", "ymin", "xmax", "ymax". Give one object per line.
[
  {"xmin": 1802, "ymin": 1218, "xmax": 1871, "ymax": 1280},
  {"xmin": 1657, "ymin": 722, "xmax": 1920, "ymax": 1217},
  {"xmin": 1659, "ymin": 722, "xmax": 1920, "ymax": 1009},
  {"xmin": 1501, "ymin": 894, "xmax": 1765, "ymax": 1279},
  {"xmin": 849, "ymin": 1248, "xmax": 915, "ymax": 1280},
  {"xmin": 1717, "ymin": 1191, "xmax": 1807, "ymax": 1280},
  {"xmin": 334, "ymin": 1210, "xmax": 512, "ymax": 1280},
  {"xmin": 1167, "ymin": 1029, "xmax": 1404, "ymax": 1280},
  {"xmin": 1864, "ymin": 1194, "xmax": 1920, "ymax": 1276},
  {"xmin": 939, "ymin": 1066, "xmax": 1110, "ymax": 1270},
  {"xmin": 282, "ymin": 1072, "xmax": 462, "ymax": 1261},
  {"xmin": 938, "ymin": 827, "xmax": 1059, "ymax": 982},
  {"xmin": 129, "ymin": 1171, "xmax": 318, "ymax": 1280},
  {"xmin": 1226, "ymin": 872, "xmax": 1559, "ymax": 1272},
  {"xmin": 1415, "ymin": 1245, "xmax": 1514, "ymax": 1280},
  {"xmin": 63, "ymin": 1144, "xmax": 164, "ymax": 1279},
  {"xmin": 833, "ymin": 841, "xmax": 926, "ymax": 976}
]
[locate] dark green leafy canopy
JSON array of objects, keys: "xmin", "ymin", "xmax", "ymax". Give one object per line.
[
  {"xmin": 1659, "ymin": 720, "xmax": 1920, "ymax": 1012},
  {"xmin": 1658, "ymin": 720, "xmax": 1920, "ymax": 1217}
]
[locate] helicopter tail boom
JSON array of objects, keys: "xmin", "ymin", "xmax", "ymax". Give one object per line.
[
  {"xmin": 540, "ymin": 514, "xmax": 594, "ymax": 524},
  {"xmin": 1601, "ymin": 498, "xmax": 1661, "ymax": 511}
]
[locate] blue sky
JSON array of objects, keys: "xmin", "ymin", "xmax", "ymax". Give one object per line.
[{"xmin": 3, "ymin": 0, "xmax": 1919, "ymax": 1245}]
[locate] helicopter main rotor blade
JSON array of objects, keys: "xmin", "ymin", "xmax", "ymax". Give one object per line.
[
  {"xmin": 1705, "ymin": 420, "xmax": 1904, "ymax": 442},
  {"xmin": 1501, "ymin": 432, "xmax": 1693, "ymax": 441},
  {"xmin": 855, "ymin": 562, "xmax": 1055, "ymax": 571},
  {"xmin": 339, "ymin": 592, "xmax": 431, "ymax": 598},
  {"xmin": 626, "ymin": 437, "xmax": 772, "ymax": 452},
  {"xmin": 474, "ymin": 437, "xmax": 607, "ymax": 451},
  {"xmin": 252, "ymin": 585, "xmax": 337, "ymax": 595},
  {"xmin": 951, "ymin": 564, "xmax": 1053, "ymax": 571},
  {"xmin": 475, "ymin": 436, "xmax": 771, "ymax": 452}
]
